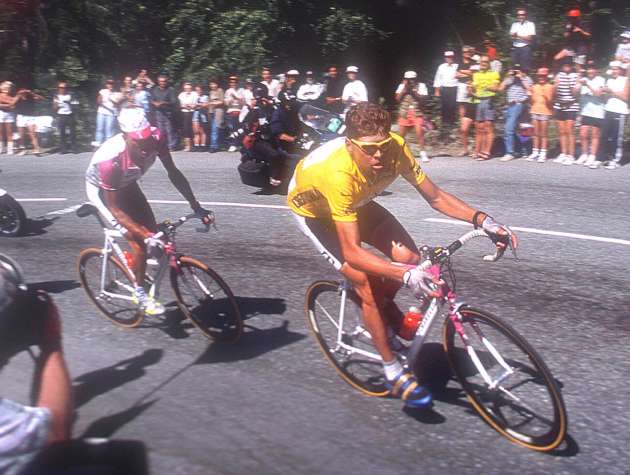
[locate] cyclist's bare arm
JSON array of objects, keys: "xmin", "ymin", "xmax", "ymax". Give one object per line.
[
  {"xmin": 157, "ymin": 151, "xmax": 202, "ymax": 211},
  {"xmin": 415, "ymin": 176, "xmax": 485, "ymax": 225},
  {"xmin": 335, "ymin": 221, "xmax": 407, "ymax": 283},
  {"xmin": 102, "ymin": 190, "xmax": 153, "ymax": 240}
]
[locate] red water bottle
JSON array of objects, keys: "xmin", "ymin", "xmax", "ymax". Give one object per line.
[
  {"xmin": 123, "ymin": 250, "xmax": 135, "ymax": 269},
  {"xmin": 398, "ymin": 306, "xmax": 423, "ymax": 341}
]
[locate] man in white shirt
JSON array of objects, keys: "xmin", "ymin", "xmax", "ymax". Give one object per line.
[
  {"xmin": 260, "ymin": 67, "xmax": 281, "ymax": 99},
  {"xmin": 297, "ymin": 71, "xmax": 324, "ymax": 105},
  {"xmin": 433, "ymin": 51, "xmax": 459, "ymax": 137},
  {"xmin": 341, "ymin": 66, "xmax": 368, "ymax": 115},
  {"xmin": 509, "ymin": 7, "xmax": 536, "ymax": 71}
]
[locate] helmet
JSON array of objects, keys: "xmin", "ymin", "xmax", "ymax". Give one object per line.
[
  {"xmin": 118, "ymin": 107, "xmax": 151, "ymax": 139},
  {"xmin": 404, "ymin": 71, "xmax": 417, "ymax": 79},
  {"xmin": 253, "ymin": 82, "xmax": 270, "ymax": 100}
]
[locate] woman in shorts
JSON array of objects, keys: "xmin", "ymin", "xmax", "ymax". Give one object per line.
[
  {"xmin": 0, "ymin": 81, "xmax": 20, "ymax": 155},
  {"xmin": 574, "ymin": 66, "xmax": 605, "ymax": 166},
  {"xmin": 394, "ymin": 71, "xmax": 429, "ymax": 162},
  {"xmin": 528, "ymin": 68, "xmax": 554, "ymax": 162},
  {"xmin": 552, "ymin": 59, "xmax": 580, "ymax": 164},
  {"xmin": 178, "ymin": 81, "xmax": 199, "ymax": 152},
  {"xmin": 192, "ymin": 85, "xmax": 208, "ymax": 151}
]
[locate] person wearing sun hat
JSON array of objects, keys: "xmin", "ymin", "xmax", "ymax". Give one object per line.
[
  {"xmin": 433, "ymin": 50, "xmax": 459, "ymax": 139},
  {"xmin": 394, "ymin": 70, "xmax": 429, "ymax": 162},
  {"xmin": 85, "ymin": 107, "xmax": 213, "ymax": 315},
  {"xmin": 341, "ymin": 65, "xmax": 368, "ymax": 115}
]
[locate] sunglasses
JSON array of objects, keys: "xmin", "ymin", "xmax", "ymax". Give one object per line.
[{"xmin": 350, "ymin": 136, "xmax": 394, "ymax": 156}]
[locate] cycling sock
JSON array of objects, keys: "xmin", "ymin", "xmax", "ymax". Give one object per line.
[{"xmin": 383, "ymin": 359, "xmax": 403, "ymax": 380}]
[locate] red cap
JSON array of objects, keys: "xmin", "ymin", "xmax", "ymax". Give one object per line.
[{"xmin": 567, "ymin": 8, "xmax": 581, "ymax": 17}]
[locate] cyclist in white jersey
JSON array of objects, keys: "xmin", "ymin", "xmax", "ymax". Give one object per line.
[{"xmin": 85, "ymin": 107, "xmax": 211, "ymax": 315}]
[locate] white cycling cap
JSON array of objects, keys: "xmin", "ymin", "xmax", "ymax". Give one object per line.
[
  {"xmin": 444, "ymin": 51, "xmax": 455, "ymax": 56},
  {"xmin": 118, "ymin": 107, "xmax": 151, "ymax": 139},
  {"xmin": 404, "ymin": 70, "xmax": 417, "ymax": 79},
  {"xmin": 346, "ymin": 65, "xmax": 359, "ymax": 73},
  {"xmin": 609, "ymin": 60, "xmax": 626, "ymax": 69},
  {"xmin": 286, "ymin": 69, "xmax": 300, "ymax": 76}
]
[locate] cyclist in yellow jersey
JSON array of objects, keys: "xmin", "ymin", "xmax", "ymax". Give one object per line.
[{"xmin": 288, "ymin": 103, "xmax": 518, "ymax": 408}]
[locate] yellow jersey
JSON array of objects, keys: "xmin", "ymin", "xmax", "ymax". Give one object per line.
[{"xmin": 287, "ymin": 133, "xmax": 426, "ymax": 222}]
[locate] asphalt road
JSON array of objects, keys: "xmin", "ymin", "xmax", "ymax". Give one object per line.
[{"xmin": 1, "ymin": 149, "xmax": 629, "ymax": 475}]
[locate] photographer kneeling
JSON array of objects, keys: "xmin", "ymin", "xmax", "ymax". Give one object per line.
[{"xmin": 0, "ymin": 263, "xmax": 72, "ymax": 475}]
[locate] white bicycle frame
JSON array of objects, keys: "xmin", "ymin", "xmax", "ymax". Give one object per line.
[{"xmin": 325, "ymin": 229, "xmax": 517, "ymax": 391}]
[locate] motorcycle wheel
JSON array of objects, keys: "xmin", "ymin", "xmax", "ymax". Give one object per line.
[{"xmin": 0, "ymin": 194, "xmax": 26, "ymax": 237}]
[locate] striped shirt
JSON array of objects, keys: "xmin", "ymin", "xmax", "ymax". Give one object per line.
[
  {"xmin": 553, "ymin": 72, "xmax": 579, "ymax": 111},
  {"xmin": 505, "ymin": 75, "xmax": 532, "ymax": 103}
]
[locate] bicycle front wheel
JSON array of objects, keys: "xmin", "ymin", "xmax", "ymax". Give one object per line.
[
  {"xmin": 443, "ymin": 307, "xmax": 567, "ymax": 451},
  {"xmin": 306, "ymin": 280, "xmax": 388, "ymax": 397},
  {"xmin": 78, "ymin": 248, "xmax": 143, "ymax": 328},
  {"xmin": 170, "ymin": 256, "xmax": 242, "ymax": 342}
]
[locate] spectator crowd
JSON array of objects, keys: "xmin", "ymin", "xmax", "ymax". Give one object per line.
[{"xmin": 0, "ymin": 7, "xmax": 628, "ymax": 170}]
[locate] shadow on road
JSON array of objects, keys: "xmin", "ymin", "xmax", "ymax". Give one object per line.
[
  {"xmin": 21, "ymin": 217, "xmax": 57, "ymax": 236},
  {"xmin": 194, "ymin": 320, "xmax": 305, "ymax": 364},
  {"xmin": 79, "ymin": 400, "xmax": 158, "ymax": 439},
  {"xmin": 73, "ymin": 349, "xmax": 164, "ymax": 408},
  {"xmin": 30, "ymin": 279, "xmax": 81, "ymax": 294},
  {"xmin": 235, "ymin": 295, "xmax": 287, "ymax": 320}
]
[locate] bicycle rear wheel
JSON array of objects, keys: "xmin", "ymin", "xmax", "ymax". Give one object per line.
[
  {"xmin": 78, "ymin": 248, "xmax": 143, "ymax": 328},
  {"xmin": 170, "ymin": 256, "xmax": 242, "ymax": 342},
  {"xmin": 443, "ymin": 307, "xmax": 567, "ymax": 451},
  {"xmin": 305, "ymin": 280, "xmax": 388, "ymax": 397},
  {"xmin": 0, "ymin": 194, "xmax": 26, "ymax": 237}
]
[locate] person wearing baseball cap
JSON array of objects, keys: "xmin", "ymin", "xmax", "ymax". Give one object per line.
[
  {"xmin": 395, "ymin": 70, "xmax": 429, "ymax": 162},
  {"xmin": 433, "ymin": 51, "xmax": 459, "ymax": 140},
  {"xmin": 614, "ymin": 30, "xmax": 630, "ymax": 65},
  {"xmin": 85, "ymin": 107, "xmax": 212, "ymax": 315},
  {"xmin": 342, "ymin": 65, "xmax": 368, "ymax": 114},
  {"xmin": 509, "ymin": 7, "xmax": 536, "ymax": 71},
  {"xmin": 554, "ymin": 7, "xmax": 591, "ymax": 71}
]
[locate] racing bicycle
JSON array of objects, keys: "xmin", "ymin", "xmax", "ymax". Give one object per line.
[
  {"xmin": 305, "ymin": 229, "xmax": 568, "ymax": 451},
  {"xmin": 76, "ymin": 203, "xmax": 242, "ymax": 342}
]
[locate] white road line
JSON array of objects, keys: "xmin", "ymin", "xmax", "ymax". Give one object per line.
[
  {"xmin": 16, "ymin": 198, "xmax": 67, "ymax": 202},
  {"xmin": 148, "ymin": 199, "xmax": 290, "ymax": 210},
  {"xmin": 424, "ymin": 218, "xmax": 630, "ymax": 246}
]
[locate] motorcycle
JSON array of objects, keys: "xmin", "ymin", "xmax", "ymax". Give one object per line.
[
  {"xmin": 0, "ymin": 174, "xmax": 26, "ymax": 237},
  {"xmin": 238, "ymin": 104, "xmax": 344, "ymax": 193}
]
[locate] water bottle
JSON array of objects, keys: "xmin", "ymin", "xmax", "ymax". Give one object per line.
[
  {"xmin": 398, "ymin": 306, "xmax": 423, "ymax": 341},
  {"xmin": 123, "ymin": 250, "xmax": 135, "ymax": 269}
]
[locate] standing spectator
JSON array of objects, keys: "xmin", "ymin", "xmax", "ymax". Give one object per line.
[
  {"xmin": 151, "ymin": 74, "xmax": 178, "ymax": 151},
  {"xmin": 92, "ymin": 79, "xmax": 117, "ymax": 148},
  {"xmin": 134, "ymin": 69, "xmax": 155, "ymax": 89},
  {"xmin": 614, "ymin": 30, "xmax": 630, "ymax": 66},
  {"xmin": 224, "ymin": 75, "xmax": 244, "ymax": 152},
  {"xmin": 0, "ymin": 81, "xmax": 19, "ymax": 155},
  {"xmin": 120, "ymin": 75, "xmax": 134, "ymax": 106},
  {"xmin": 483, "ymin": 39, "xmax": 497, "ymax": 61},
  {"xmin": 575, "ymin": 66, "xmax": 605, "ymax": 166},
  {"xmin": 456, "ymin": 65, "xmax": 478, "ymax": 157},
  {"xmin": 528, "ymin": 68, "xmax": 554, "ymax": 162},
  {"xmin": 15, "ymin": 89, "xmax": 45, "ymax": 155},
  {"xmin": 192, "ymin": 85, "xmax": 208, "ymax": 151},
  {"xmin": 593, "ymin": 62, "xmax": 628, "ymax": 169},
  {"xmin": 552, "ymin": 59, "xmax": 580, "ymax": 164},
  {"xmin": 324, "ymin": 66, "xmax": 344, "ymax": 114},
  {"xmin": 297, "ymin": 71, "xmax": 324, "ymax": 105},
  {"xmin": 499, "ymin": 65, "xmax": 533, "ymax": 161},
  {"xmin": 132, "ymin": 80, "xmax": 152, "ymax": 118},
  {"xmin": 52, "ymin": 82, "xmax": 78, "ymax": 154},
  {"xmin": 242, "ymin": 77, "xmax": 255, "ymax": 105},
  {"xmin": 433, "ymin": 51, "xmax": 459, "ymax": 139},
  {"xmin": 342, "ymin": 66, "xmax": 368, "ymax": 115},
  {"xmin": 178, "ymin": 81, "xmax": 198, "ymax": 152},
  {"xmin": 471, "ymin": 56, "xmax": 500, "ymax": 160},
  {"xmin": 394, "ymin": 70, "xmax": 429, "ymax": 162},
  {"xmin": 509, "ymin": 7, "xmax": 536, "ymax": 72},
  {"xmin": 207, "ymin": 78, "xmax": 224, "ymax": 153},
  {"xmin": 554, "ymin": 8, "xmax": 591, "ymax": 72},
  {"xmin": 260, "ymin": 67, "xmax": 280, "ymax": 99}
]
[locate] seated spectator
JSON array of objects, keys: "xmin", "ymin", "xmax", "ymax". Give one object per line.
[
  {"xmin": 0, "ymin": 265, "xmax": 73, "ymax": 475},
  {"xmin": 528, "ymin": 68, "xmax": 554, "ymax": 162},
  {"xmin": 178, "ymin": 81, "xmax": 198, "ymax": 152},
  {"xmin": 499, "ymin": 65, "xmax": 532, "ymax": 161},
  {"xmin": 92, "ymin": 79, "xmax": 117, "ymax": 148},
  {"xmin": 394, "ymin": 70, "xmax": 429, "ymax": 162},
  {"xmin": 15, "ymin": 88, "xmax": 45, "ymax": 155},
  {"xmin": 297, "ymin": 71, "xmax": 324, "ymax": 105},
  {"xmin": 614, "ymin": 30, "xmax": 630, "ymax": 66},
  {"xmin": 554, "ymin": 8, "xmax": 591, "ymax": 72},
  {"xmin": 342, "ymin": 66, "xmax": 368, "ymax": 115},
  {"xmin": 224, "ymin": 75, "xmax": 244, "ymax": 152},
  {"xmin": 207, "ymin": 78, "xmax": 224, "ymax": 153},
  {"xmin": 0, "ymin": 81, "xmax": 19, "ymax": 155},
  {"xmin": 509, "ymin": 7, "xmax": 536, "ymax": 72},
  {"xmin": 575, "ymin": 66, "xmax": 605, "ymax": 166},
  {"xmin": 591, "ymin": 61, "xmax": 629, "ymax": 169},
  {"xmin": 192, "ymin": 85, "xmax": 208, "ymax": 151},
  {"xmin": 471, "ymin": 55, "xmax": 500, "ymax": 160},
  {"xmin": 552, "ymin": 59, "xmax": 580, "ymax": 164},
  {"xmin": 52, "ymin": 82, "xmax": 79, "ymax": 154},
  {"xmin": 323, "ymin": 65, "xmax": 344, "ymax": 114},
  {"xmin": 271, "ymin": 90, "xmax": 302, "ymax": 184}
]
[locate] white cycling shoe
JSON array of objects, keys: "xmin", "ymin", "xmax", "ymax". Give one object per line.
[{"xmin": 133, "ymin": 288, "xmax": 165, "ymax": 316}]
